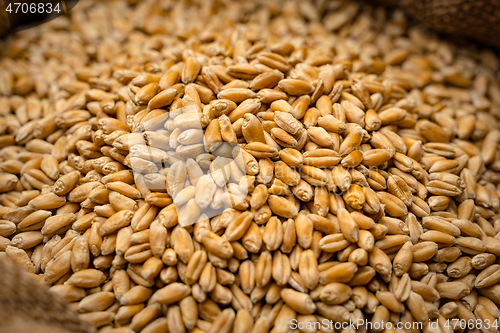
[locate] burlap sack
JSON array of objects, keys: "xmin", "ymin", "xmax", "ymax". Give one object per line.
[
  {"xmin": 0, "ymin": 1, "xmax": 9, "ymax": 38},
  {"xmin": 0, "ymin": 255, "xmax": 95, "ymax": 333},
  {"xmin": 376, "ymin": 0, "xmax": 500, "ymax": 49}
]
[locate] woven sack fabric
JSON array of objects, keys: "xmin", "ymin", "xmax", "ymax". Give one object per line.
[
  {"xmin": 0, "ymin": 256, "xmax": 95, "ymax": 333},
  {"xmin": 376, "ymin": 0, "xmax": 500, "ymax": 49}
]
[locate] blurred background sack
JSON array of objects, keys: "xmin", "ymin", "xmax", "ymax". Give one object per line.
[
  {"xmin": 1, "ymin": 0, "xmax": 500, "ymax": 48},
  {"xmin": 375, "ymin": 0, "xmax": 500, "ymax": 49}
]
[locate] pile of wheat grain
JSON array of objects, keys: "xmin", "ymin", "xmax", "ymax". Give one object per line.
[{"xmin": 1, "ymin": 0, "xmax": 500, "ymax": 333}]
